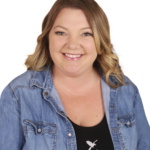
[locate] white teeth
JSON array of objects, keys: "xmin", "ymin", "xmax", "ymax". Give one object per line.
[{"xmin": 64, "ymin": 54, "xmax": 82, "ymax": 58}]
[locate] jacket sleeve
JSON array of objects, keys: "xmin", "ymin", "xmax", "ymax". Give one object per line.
[
  {"xmin": 0, "ymin": 84, "xmax": 25, "ymax": 150},
  {"xmin": 133, "ymin": 85, "xmax": 150, "ymax": 150}
]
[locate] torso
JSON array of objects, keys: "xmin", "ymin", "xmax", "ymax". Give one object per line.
[{"xmin": 53, "ymin": 70, "xmax": 105, "ymax": 127}]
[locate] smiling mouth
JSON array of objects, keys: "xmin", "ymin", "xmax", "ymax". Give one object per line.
[
  {"xmin": 62, "ymin": 53, "xmax": 84, "ymax": 57},
  {"xmin": 62, "ymin": 53, "xmax": 83, "ymax": 58},
  {"xmin": 62, "ymin": 53, "xmax": 84, "ymax": 60},
  {"xmin": 62, "ymin": 53, "xmax": 84, "ymax": 55}
]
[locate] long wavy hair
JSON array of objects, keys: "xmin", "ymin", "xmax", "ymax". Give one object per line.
[{"xmin": 24, "ymin": 0, "xmax": 126, "ymax": 88}]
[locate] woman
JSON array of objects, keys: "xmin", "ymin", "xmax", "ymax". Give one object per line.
[{"xmin": 0, "ymin": 0, "xmax": 150, "ymax": 149}]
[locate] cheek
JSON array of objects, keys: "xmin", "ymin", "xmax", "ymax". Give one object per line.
[
  {"xmin": 83, "ymin": 41, "xmax": 97, "ymax": 54},
  {"xmin": 49, "ymin": 38, "xmax": 63, "ymax": 52}
]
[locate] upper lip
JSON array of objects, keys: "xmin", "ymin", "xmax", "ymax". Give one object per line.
[{"xmin": 62, "ymin": 53, "xmax": 84, "ymax": 55}]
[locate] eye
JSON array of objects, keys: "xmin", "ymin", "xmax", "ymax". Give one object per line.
[
  {"xmin": 83, "ymin": 32, "xmax": 93, "ymax": 36},
  {"xmin": 55, "ymin": 31, "xmax": 65, "ymax": 35},
  {"xmin": 55, "ymin": 31, "xmax": 92, "ymax": 36}
]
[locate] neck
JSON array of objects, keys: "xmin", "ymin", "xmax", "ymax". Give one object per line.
[{"xmin": 52, "ymin": 66, "xmax": 98, "ymax": 94}]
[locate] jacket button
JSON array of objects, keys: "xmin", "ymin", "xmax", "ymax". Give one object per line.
[
  {"xmin": 127, "ymin": 121, "xmax": 130, "ymax": 126},
  {"xmin": 37, "ymin": 128, "xmax": 42, "ymax": 133},
  {"xmin": 45, "ymin": 92, "xmax": 48, "ymax": 95},
  {"xmin": 60, "ymin": 111, "xmax": 64, "ymax": 114},
  {"xmin": 110, "ymin": 105, "xmax": 114, "ymax": 108},
  {"xmin": 68, "ymin": 133, "xmax": 72, "ymax": 137},
  {"xmin": 112, "ymin": 128, "xmax": 116, "ymax": 132}
]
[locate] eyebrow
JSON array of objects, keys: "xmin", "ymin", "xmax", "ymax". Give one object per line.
[{"xmin": 53, "ymin": 25, "xmax": 92, "ymax": 30}]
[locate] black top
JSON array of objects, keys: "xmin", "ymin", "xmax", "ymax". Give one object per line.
[{"xmin": 67, "ymin": 114, "xmax": 114, "ymax": 150}]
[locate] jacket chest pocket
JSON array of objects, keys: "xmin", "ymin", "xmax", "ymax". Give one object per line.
[
  {"xmin": 23, "ymin": 119, "xmax": 57, "ymax": 150},
  {"xmin": 117, "ymin": 112, "xmax": 136, "ymax": 128},
  {"xmin": 117, "ymin": 112, "xmax": 137, "ymax": 150}
]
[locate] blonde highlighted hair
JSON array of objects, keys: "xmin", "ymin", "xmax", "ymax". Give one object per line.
[{"xmin": 25, "ymin": 0, "xmax": 126, "ymax": 88}]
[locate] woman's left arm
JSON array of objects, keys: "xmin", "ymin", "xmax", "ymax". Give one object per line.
[{"xmin": 133, "ymin": 85, "xmax": 150, "ymax": 150}]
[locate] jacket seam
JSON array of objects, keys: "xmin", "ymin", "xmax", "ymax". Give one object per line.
[{"xmin": 8, "ymin": 82, "xmax": 21, "ymax": 107}]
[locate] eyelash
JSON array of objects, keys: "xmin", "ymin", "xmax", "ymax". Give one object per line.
[{"xmin": 55, "ymin": 31, "xmax": 93, "ymax": 36}]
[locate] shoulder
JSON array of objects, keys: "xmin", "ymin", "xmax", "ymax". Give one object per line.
[{"xmin": 7, "ymin": 69, "xmax": 35, "ymax": 91}]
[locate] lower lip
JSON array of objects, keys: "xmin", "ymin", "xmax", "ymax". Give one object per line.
[{"xmin": 62, "ymin": 53, "xmax": 84, "ymax": 60}]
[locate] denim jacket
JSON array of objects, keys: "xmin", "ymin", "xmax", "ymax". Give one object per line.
[{"xmin": 0, "ymin": 65, "xmax": 150, "ymax": 150}]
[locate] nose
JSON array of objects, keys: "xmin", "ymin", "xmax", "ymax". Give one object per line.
[{"xmin": 66, "ymin": 36, "xmax": 80, "ymax": 50}]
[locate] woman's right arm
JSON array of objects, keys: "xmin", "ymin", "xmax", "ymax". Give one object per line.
[{"xmin": 0, "ymin": 84, "xmax": 25, "ymax": 150}]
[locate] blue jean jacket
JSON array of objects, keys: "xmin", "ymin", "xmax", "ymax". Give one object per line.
[{"xmin": 0, "ymin": 65, "xmax": 150, "ymax": 150}]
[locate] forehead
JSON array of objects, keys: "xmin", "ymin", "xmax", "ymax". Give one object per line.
[{"xmin": 53, "ymin": 8, "xmax": 90, "ymax": 27}]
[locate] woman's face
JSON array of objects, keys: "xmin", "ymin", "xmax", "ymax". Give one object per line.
[{"xmin": 48, "ymin": 8, "xmax": 97, "ymax": 76}]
